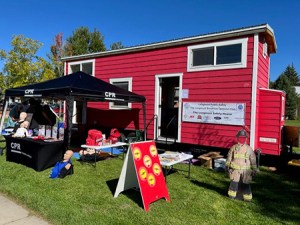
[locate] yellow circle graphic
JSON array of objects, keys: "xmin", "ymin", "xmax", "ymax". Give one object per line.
[
  {"xmin": 139, "ymin": 167, "xmax": 148, "ymax": 181},
  {"xmin": 149, "ymin": 145, "xmax": 158, "ymax": 157},
  {"xmin": 147, "ymin": 173, "xmax": 156, "ymax": 187},
  {"xmin": 133, "ymin": 147, "xmax": 142, "ymax": 161},
  {"xmin": 143, "ymin": 155, "xmax": 152, "ymax": 168},
  {"xmin": 153, "ymin": 163, "xmax": 161, "ymax": 176}
]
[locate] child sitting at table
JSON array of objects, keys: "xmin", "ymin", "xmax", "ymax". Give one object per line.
[{"xmin": 13, "ymin": 121, "xmax": 29, "ymax": 138}]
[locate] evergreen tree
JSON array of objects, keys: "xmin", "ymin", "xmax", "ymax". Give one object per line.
[
  {"xmin": 284, "ymin": 64, "xmax": 299, "ymax": 86},
  {"xmin": 273, "ymin": 74, "xmax": 297, "ymax": 119},
  {"xmin": 64, "ymin": 27, "xmax": 106, "ymax": 56},
  {"xmin": 110, "ymin": 41, "xmax": 124, "ymax": 50}
]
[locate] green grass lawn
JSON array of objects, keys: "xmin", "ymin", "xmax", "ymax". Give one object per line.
[
  {"xmin": 0, "ymin": 146, "xmax": 299, "ymax": 225},
  {"xmin": 285, "ymin": 119, "xmax": 300, "ymax": 127}
]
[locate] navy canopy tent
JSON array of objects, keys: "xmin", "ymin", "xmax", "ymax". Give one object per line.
[
  {"xmin": 4, "ymin": 71, "xmax": 146, "ymax": 103},
  {"xmin": 1, "ymin": 71, "xmax": 147, "ymax": 148}
]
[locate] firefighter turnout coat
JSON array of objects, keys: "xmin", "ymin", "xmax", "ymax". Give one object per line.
[{"xmin": 226, "ymin": 143, "xmax": 257, "ymax": 184}]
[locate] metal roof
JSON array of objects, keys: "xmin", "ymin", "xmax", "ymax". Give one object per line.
[{"xmin": 62, "ymin": 23, "xmax": 276, "ymax": 62}]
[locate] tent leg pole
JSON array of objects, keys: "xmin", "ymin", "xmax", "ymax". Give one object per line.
[
  {"xmin": 142, "ymin": 102, "xmax": 147, "ymax": 141},
  {"xmin": 0, "ymin": 99, "xmax": 8, "ymax": 132}
]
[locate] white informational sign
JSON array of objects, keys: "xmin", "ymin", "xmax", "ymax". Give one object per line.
[
  {"xmin": 259, "ymin": 137, "xmax": 277, "ymax": 143},
  {"xmin": 182, "ymin": 89, "xmax": 189, "ymax": 99},
  {"xmin": 182, "ymin": 102, "xmax": 245, "ymax": 126}
]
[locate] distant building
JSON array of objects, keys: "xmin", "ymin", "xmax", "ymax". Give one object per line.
[{"xmin": 294, "ymin": 86, "xmax": 300, "ymax": 117}]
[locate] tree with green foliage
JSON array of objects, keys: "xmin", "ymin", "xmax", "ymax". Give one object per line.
[
  {"xmin": 110, "ymin": 41, "xmax": 124, "ymax": 50},
  {"xmin": 273, "ymin": 73, "xmax": 297, "ymax": 119},
  {"xmin": 64, "ymin": 27, "xmax": 106, "ymax": 56},
  {"xmin": 284, "ymin": 64, "xmax": 299, "ymax": 86},
  {"xmin": 0, "ymin": 35, "xmax": 55, "ymax": 89},
  {"xmin": 0, "ymin": 72, "xmax": 6, "ymax": 95}
]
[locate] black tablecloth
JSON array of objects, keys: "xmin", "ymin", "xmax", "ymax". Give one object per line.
[{"xmin": 4, "ymin": 136, "xmax": 64, "ymax": 171}]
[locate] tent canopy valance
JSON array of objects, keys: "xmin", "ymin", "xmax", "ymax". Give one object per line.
[{"xmin": 4, "ymin": 71, "xmax": 146, "ymax": 103}]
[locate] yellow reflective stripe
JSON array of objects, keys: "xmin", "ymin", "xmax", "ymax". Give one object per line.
[
  {"xmin": 230, "ymin": 164, "xmax": 251, "ymax": 170},
  {"xmin": 251, "ymin": 166, "xmax": 257, "ymax": 169},
  {"xmin": 243, "ymin": 194, "xmax": 252, "ymax": 201},
  {"xmin": 234, "ymin": 154, "xmax": 248, "ymax": 159},
  {"xmin": 228, "ymin": 190, "xmax": 237, "ymax": 197}
]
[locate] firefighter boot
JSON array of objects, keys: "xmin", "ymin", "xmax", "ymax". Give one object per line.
[{"xmin": 228, "ymin": 181, "xmax": 238, "ymax": 199}]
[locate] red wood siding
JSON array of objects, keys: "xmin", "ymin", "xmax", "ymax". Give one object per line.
[
  {"xmin": 257, "ymin": 89, "xmax": 285, "ymax": 155},
  {"xmin": 67, "ymin": 35, "xmax": 261, "ymax": 149},
  {"xmin": 254, "ymin": 34, "xmax": 272, "ymax": 150},
  {"xmin": 88, "ymin": 45, "xmax": 187, "ymax": 138},
  {"xmin": 181, "ymin": 35, "xmax": 254, "ymax": 148}
]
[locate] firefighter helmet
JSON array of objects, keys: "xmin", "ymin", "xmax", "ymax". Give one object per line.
[{"xmin": 236, "ymin": 129, "xmax": 248, "ymax": 138}]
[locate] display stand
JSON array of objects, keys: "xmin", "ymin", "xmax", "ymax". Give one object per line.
[{"xmin": 114, "ymin": 140, "xmax": 170, "ymax": 211}]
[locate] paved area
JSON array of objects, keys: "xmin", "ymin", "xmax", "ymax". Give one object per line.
[{"xmin": 0, "ymin": 194, "xmax": 50, "ymax": 225}]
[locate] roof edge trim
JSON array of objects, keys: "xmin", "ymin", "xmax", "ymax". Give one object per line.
[{"xmin": 62, "ymin": 24, "xmax": 274, "ymax": 61}]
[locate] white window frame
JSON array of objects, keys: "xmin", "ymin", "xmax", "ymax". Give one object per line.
[
  {"xmin": 109, "ymin": 77, "xmax": 132, "ymax": 109},
  {"xmin": 187, "ymin": 38, "xmax": 248, "ymax": 72},
  {"xmin": 67, "ymin": 59, "xmax": 95, "ymax": 124},
  {"xmin": 68, "ymin": 59, "xmax": 95, "ymax": 76}
]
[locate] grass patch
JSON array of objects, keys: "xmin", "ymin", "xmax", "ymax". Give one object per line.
[
  {"xmin": 0, "ymin": 147, "xmax": 299, "ymax": 224},
  {"xmin": 285, "ymin": 120, "xmax": 300, "ymax": 127}
]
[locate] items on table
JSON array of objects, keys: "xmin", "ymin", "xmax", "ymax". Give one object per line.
[
  {"xmin": 86, "ymin": 129, "xmax": 103, "ymax": 146},
  {"xmin": 108, "ymin": 128, "xmax": 121, "ymax": 144}
]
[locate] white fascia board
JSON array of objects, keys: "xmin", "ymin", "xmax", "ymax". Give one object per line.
[
  {"xmin": 62, "ymin": 24, "xmax": 272, "ymax": 62},
  {"xmin": 250, "ymin": 33, "xmax": 259, "ymax": 149}
]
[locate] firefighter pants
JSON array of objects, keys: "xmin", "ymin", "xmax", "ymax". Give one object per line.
[{"xmin": 228, "ymin": 169, "xmax": 253, "ymax": 201}]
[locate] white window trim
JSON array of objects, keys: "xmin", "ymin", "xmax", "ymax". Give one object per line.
[
  {"xmin": 187, "ymin": 38, "xmax": 248, "ymax": 72},
  {"xmin": 109, "ymin": 77, "xmax": 132, "ymax": 109},
  {"xmin": 68, "ymin": 59, "xmax": 95, "ymax": 75}
]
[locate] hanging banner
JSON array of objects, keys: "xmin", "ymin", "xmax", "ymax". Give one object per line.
[
  {"xmin": 182, "ymin": 102, "xmax": 245, "ymax": 125},
  {"xmin": 114, "ymin": 141, "xmax": 170, "ymax": 211}
]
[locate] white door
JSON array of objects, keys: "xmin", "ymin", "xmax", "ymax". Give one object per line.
[{"xmin": 155, "ymin": 73, "xmax": 182, "ymax": 142}]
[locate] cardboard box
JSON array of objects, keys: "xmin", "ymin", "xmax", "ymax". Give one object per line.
[
  {"xmin": 201, "ymin": 151, "xmax": 221, "ymax": 158},
  {"xmin": 198, "ymin": 155, "xmax": 212, "ymax": 168},
  {"xmin": 198, "ymin": 152, "xmax": 224, "ymax": 169}
]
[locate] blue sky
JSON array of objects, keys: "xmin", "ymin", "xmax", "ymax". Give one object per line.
[{"xmin": 0, "ymin": 0, "xmax": 299, "ymax": 81}]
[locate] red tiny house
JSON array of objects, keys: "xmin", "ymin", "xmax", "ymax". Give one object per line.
[{"xmin": 63, "ymin": 24, "xmax": 285, "ymax": 156}]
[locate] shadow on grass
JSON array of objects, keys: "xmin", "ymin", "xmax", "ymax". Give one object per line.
[
  {"xmin": 253, "ymin": 169, "xmax": 300, "ymax": 223},
  {"xmin": 106, "ymin": 178, "xmax": 144, "ymax": 210},
  {"xmin": 190, "ymin": 178, "xmax": 228, "ymax": 196}
]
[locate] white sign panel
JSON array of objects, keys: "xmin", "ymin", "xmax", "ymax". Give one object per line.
[
  {"xmin": 259, "ymin": 137, "xmax": 277, "ymax": 143},
  {"xmin": 182, "ymin": 102, "xmax": 245, "ymax": 126},
  {"xmin": 182, "ymin": 89, "xmax": 189, "ymax": 99}
]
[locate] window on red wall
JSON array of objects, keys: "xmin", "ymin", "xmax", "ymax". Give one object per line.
[
  {"xmin": 68, "ymin": 59, "xmax": 95, "ymax": 75},
  {"xmin": 187, "ymin": 38, "xmax": 247, "ymax": 72},
  {"xmin": 109, "ymin": 78, "xmax": 132, "ymax": 109}
]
